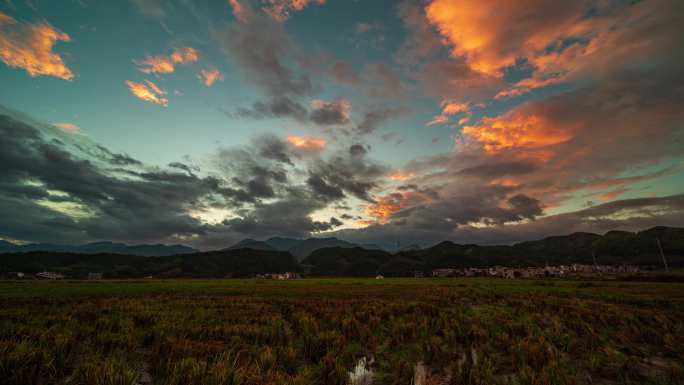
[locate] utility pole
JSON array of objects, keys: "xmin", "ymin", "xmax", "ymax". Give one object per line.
[
  {"xmin": 656, "ymin": 238, "xmax": 669, "ymax": 272},
  {"xmin": 592, "ymin": 250, "xmax": 601, "ymax": 275}
]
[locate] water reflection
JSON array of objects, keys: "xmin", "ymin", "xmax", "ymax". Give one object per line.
[{"xmin": 348, "ymin": 357, "xmax": 373, "ymax": 385}]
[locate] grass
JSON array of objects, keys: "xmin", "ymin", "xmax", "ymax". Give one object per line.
[{"xmin": 1, "ymin": 278, "xmax": 683, "ymax": 384}]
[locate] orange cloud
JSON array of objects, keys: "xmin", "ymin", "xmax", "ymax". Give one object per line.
[
  {"xmin": 424, "ymin": 1, "xmax": 586, "ymax": 76},
  {"xmin": 387, "ymin": 170, "xmax": 416, "ymax": 181},
  {"xmin": 427, "ymin": 100, "xmax": 470, "ymax": 126},
  {"xmin": 170, "ymin": 47, "xmax": 198, "ymax": 63},
  {"xmin": 0, "ymin": 11, "xmax": 73, "ymax": 80},
  {"xmin": 125, "ymin": 80, "xmax": 168, "ymax": 106},
  {"xmin": 287, "ymin": 135, "xmax": 326, "ymax": 152},
  {"xmin": 199, "ymin": 69, "xmax": 223, "ymax": 87},
  {"xmin": 424, "ymin": 0, "xmax": 673, "ymax": 99},
  {"xmin": 53, "ymin": 122, "xmax": 80, "ymax": 133},
  {"xmin": 462, "ymin": 114, "xmax": 573, "ymax": 153},
  {"xmin": 598, "ymin": 189, "xmax": 628, "ymax": 202},
  {"xmin": 228, "ymin": 0, "xmax": 248, "ymax": 22},
  {"xmin": 136, "ymin": 47, "xmax": 198, "ymax": 74},
  {"xmin": 364, "ymin": 191, "xmax": 433, "ymax": 224},
  {"xmin": 262, "ymin": 0, "xmax": 326, "ymax": 22}
]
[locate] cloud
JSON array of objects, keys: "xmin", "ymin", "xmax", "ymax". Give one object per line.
[
  {"xmin": 424, "ymin": 0, "xmax": 581, "ymax": 75},
  {"xmin": 421, "ymin": 0, "xmax": 684, "ymax": 99},
  {"xmin": 231, "ymin": 96, "xmax": 307, "ymax": 121},
  {"xmin": 261, "ymin": 0, "xmax": 326, "ymax": 22},
  {"xmin": 125, "ymin": 80, "xmax": 168, "ymax": 106},
  {"xmin": 287, "ymin": 135, "xmax": 326, "ymax": 153},
  {"xmin": 309, "ymin": 98, "xmax": 351, "ymax": 125},
  {"xmin": 199, "ymin": 68, "xmax": 223, "ymax": 87},
  {"xmin": 0, "ymin": 11, "xmax": 73, "ymax": 80},
  {"xmin": 218, "ymin": 15, "xmax": 312, "ymax": 98},
  {"xmin": 0, "ymin": 109, "xmax": 225, "ymax": 245},
  {"xmin": 364, "ymin": 63, "xmax": 408, "ymax": 98},
  {"xmin": 336, "ymin": 194, "xmax": 684, "ymax": 247},
  {"xmin": 307, "ymin": 144, "xmax": 388, "ymax": 203},
  {"xmin": 53, "ymin": 122, "xmax": 80, "ymax": 133},
  {"xmin": 462, "ymin": 113, "xmax": 574, "ymax": 153},
  {"xmin": 130, "ymin": 0, "xmax": 166, "ymax": 20},
  {"xmin": 232, "ymin": 97, "xmax": 355, "ymax": 126},
  {"xmin": 355, "ymin": 106, "xmax": 408, "ymax": 135},
  {"xmin": 387, "ymin": 170, "xmax": 416, "ymax": 182},
  {"xmin": 427, "ymin": 101, "xmax": 469, "ymax": 126},
  {"xmin": 228, "ymin": 0, "xmax": 248, "ymax": 23},
  {"xmin": 136, "ymin": 47, "xmax": 198, "ymax": 74},
  {"xmin": 329, "ymin": 61, "xmax": 359, "ymax": 85},
  {"xmin": 363, "ymin": 190, "xmax": 435, "ymax": 225}
]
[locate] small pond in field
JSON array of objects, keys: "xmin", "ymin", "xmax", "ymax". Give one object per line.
[
  {"xmin": 348, "ymin": 357, "xmax": 373, "ymax": 385},
  {"xmin": 348, "ymin": 358, "xmax": 429, "ymax": 385}
]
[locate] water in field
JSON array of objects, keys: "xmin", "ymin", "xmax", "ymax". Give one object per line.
[
  {"xmin": 348, "ymin": 357, "xmax": 374, "ymax": 385},
  {"xmin": 413, "ymin": 362, "xmax": 427, "ymax": 385}
]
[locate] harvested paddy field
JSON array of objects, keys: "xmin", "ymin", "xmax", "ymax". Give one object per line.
[{"xmin": 1, "ymin": 278, "xmax": 683, "ymax": 384}]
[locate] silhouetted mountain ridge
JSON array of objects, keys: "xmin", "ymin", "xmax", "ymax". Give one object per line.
[
  {"xmin": 226, "ymin": 236, "xmax": 359, "ymax": 261},
  {"xmin": 1, "ymin": 226, "xmax": 682, "ymax": 278},
  {"xmin": 0, "ymin": 241, "xmax": 196, "ymax": 256}
]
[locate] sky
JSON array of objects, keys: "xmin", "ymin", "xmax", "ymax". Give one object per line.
[{"xmin": 0, "ymin": 0, "xmax": 683, "ymax": 250}]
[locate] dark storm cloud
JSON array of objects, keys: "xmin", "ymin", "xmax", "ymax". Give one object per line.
[
  {"xmin": 231, "ymin": 96, "xmax": 308, "ymax": 121},
  {"xmin": 94, "ymin": 145, "xmax": 143, "ymax": 166},
  {"xmin": 457, "ymin": 161, "xmax": 539, "ymax": 178},
  {"xmin": 355, "ymin": 106, "xmax": 408, "ymax": 135},
  {"xmin": 0, "ymin": 109, "xmax": 384, "ymax": 248},
  {"xmin": 306, "ymin": 145, "xmax": 387, "ymax": 203},
  {"xmin": 168, "ymin": 162, "xmax": 199, "ymax": 175},
  {"xmin": 397, "ymin": 184, "xmax": 440, "ymax": 200},
  {"xmin": 309, "ymin": 99, "xmax": 351, "ymax": 125},
  {"xmin": 307, "ymin": 173, "xmax": 345, "ymax": 202},
  {"xmin": 253, "ymin": 134, "xmax": 293, "ymax": 165},
  {"xmin": 222, "ymin": 187, "xmax": 342, "ymax": 238},
  {"xmin": 0, "ymin": 112, "xmax": 224, "ymax": 244},
  {"xmin": 349, "ymin": 143, "xmax": 367, "ymax": 157}
]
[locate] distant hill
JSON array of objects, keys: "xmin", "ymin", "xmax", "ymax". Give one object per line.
[
  {"xmin": 398, "ymin": 226, "xmax": 684, "ymax": 269},
  {"xmin": 227, "ymin": 236, "xmax": 360, "ymax": 261},
  {"xmin": 0, "ymin": 241, "xmax": 197, "ymax": 256},
  {"xmin": 0, "ymin": 248, "xmax": 299, "ymax": 278},
  {"xmin": 264, "ymin": 237, "xmax": 302, "ymax": 251},
  {"xmin": 288, "ymin": 237, "xmax": 358, "ymax": 261},
  {"xmin": 1, "ymin": 226, "xmax": 682, "ymax": 278},
  {"xmin": 225, "ymin": 239, "xmax": 275, "ymax": 251},
  {"xmin": 302, "ymin": 247, "xmax": 394, "ymax": 276}
]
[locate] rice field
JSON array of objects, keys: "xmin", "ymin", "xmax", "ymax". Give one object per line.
[{"xmin": 1, "ymin": 278, "xmax": 683, "ymax": 384}]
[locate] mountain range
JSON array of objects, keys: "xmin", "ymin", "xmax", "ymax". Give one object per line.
[
  {"xmin": 225, "ymin": 236, "xmax": 359, "ymax": 261},
  {"xmin": 0, "ymin": 226, "xmax": 682, "ymax": 278},
  {"xmin": 0, "ymin": 241, "xmax": 196, "ymax": 257}
]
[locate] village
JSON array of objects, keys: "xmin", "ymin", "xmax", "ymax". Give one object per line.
[{"xmin": 430, "ymin": 264, "xmax": 640, "ymax": 279}]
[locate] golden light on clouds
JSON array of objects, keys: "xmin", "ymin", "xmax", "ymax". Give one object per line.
[
  {"xmin": 427, "ymin": 101, "xmax": 470, "ymax": 126},
  {"xmin": 462, "ymin": 114, "xmax": 572, "ymax": 153},
  {"xmin": 125, "ymin": 80, "xmax": 168, "ymax": 106},
  {"xmin": 262, "ymin": 0, "xmax": 327, "ymax": 22},
  {"xmin": 0, "ymin": 11, "xmax": 73, "ymax": 80},
  {"xmin": 387, "ymin": 170, "xmax": 415, "ymax": 181},
  {"xmin": 287, "ymin": 135, "xmax": 326, "ymax": 152},
  {"xmin": 424, "ymin": 0, "xmax": 588, "ymax": 76},
  {"xmin": 363, "ymin": 191, "xmax": 433, "ymax": 225},
  {"xmin": 199, "ymin": 69, "xmax": 223, "ymax": 87},
  {"xmin": 228, "ymin": 0, "xmax": 247, "ymax": 22},
  {"xmin": 53, "ymin": 122, "xmax": 80, "ymax": 133},
  {"xmin": 136, "ymin": 47, "xmax": 198, "ymax": 74}
]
